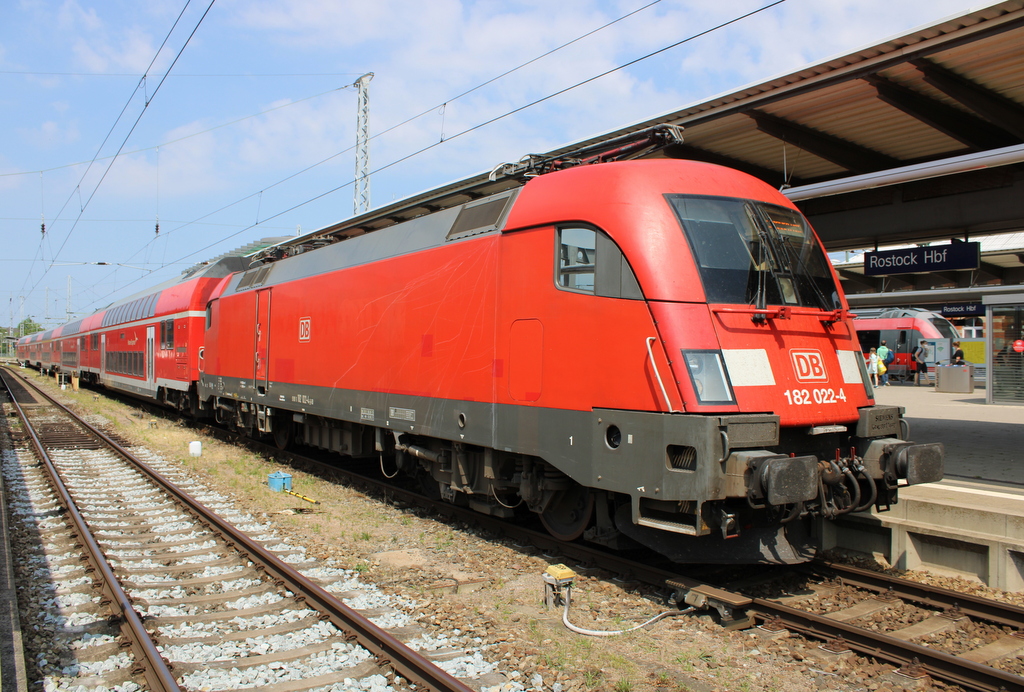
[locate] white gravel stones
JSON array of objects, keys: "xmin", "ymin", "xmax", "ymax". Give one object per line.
[
  {"xmin": 436, "ymin": 651, "xmax": 498, "ymax": 679},
  {"xmin": 161, "ymin": 620, "xmax": 343, "ymax": 662},
  {"xmin": 4, "ymin": 404, "xmax": 507, "ymax": 692},
  {"xmin": 177, "ymin": 643, "xmax": 375, "ymax": 690}
]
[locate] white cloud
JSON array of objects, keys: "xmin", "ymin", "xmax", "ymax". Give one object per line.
[{"xmin": 22, "ymin": 120, "xmax": 80, "ymax": 148}]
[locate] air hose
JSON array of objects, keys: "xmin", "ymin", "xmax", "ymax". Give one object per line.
[{"xmin": 558, "ymin": 584, "xmax": 693, "ymax": 636}]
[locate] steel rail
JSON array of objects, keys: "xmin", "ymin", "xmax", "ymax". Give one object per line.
[
  {"xmin": 0, "ymin": 369, "xmax": 181, "ymax": 692},
  {"xmin": 3, "ymin": 368, "xmax": 475, "ymax": 692},
  {"xmin": 216, "ymin": 423, "xmax": 693, "ymax": 589},
  {"xmin": 247, "ymin": 425, "xmax": 1024, "ymax": 691},
  {"xmin": 748, "ymin": 597, "xmax": 1024, "ymax": 692},
  {"xmin": 808, "ymin": 559, "xmax": 1024, "ymax": 629},
  {"xmin": 27, "ymin": 370, "xmax": 1024, "ymax": 691}
]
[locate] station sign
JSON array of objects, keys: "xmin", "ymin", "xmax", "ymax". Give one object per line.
[
  {"xmin": 863, "ymin": 242, "xmax": 980, "ymax": 276},
  {"xmin": 941, "ymin": 303, "xmax": 984, "ymax": 317}
]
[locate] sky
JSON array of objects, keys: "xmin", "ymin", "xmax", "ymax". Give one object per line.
[{"xmin": 0, "ymin": 0, "xmax": 997, "ymax": 330}]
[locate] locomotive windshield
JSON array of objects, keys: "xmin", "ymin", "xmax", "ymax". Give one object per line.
[{"xmin": 668, "ymin": 195, "xmax": 841, "ymax": 310}]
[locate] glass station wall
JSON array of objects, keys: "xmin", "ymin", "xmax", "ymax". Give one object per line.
[{"xmin": 990, "ymin": 304, "xmax": 1024, "ymax": 405}]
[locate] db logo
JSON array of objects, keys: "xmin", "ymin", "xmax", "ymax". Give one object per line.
[
  {"xmin": 790, "ymin": 349, "xmax": 828, "ymax": 382},
  {"xmin": 298, "ymin": 318, "xmax": 311, "ymax": 342}
]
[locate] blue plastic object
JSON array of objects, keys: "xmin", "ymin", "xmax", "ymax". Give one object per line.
[{"xmin": 268, "ymin": 471, "xmax": 292, "ymax": 492}]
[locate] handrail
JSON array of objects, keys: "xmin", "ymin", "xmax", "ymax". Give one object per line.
[
  {"xmin": 710, "ymin": 306, "xmax": 853, "ymax": 322},
  {"xmin": 645, "ymin": 336, "xmax": 679, "ymax": 413}
]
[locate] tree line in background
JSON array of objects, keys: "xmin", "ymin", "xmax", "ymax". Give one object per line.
[{"xmin": 1, "ymin": 319, "xmax": 43, "ymax": 357}]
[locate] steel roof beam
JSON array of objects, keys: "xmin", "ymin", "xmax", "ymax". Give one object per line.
[
  {"xmin": 864, "ymin": 75, "xmax": 1018, "ymax": 151},
  {"xmin": 912, "ymin": 58, "xmax": 1024, "ymax": 140},
  {"xmin": 748, "ymin": 111, "xmax": 901, "ymax": 174},
  {"xmin": 978, "ymin": 261, "xmax": 1006, "ymax": 280},
  {"xmin": 835, "ymin": 268, "xmax": 878, "ymax": 291}
]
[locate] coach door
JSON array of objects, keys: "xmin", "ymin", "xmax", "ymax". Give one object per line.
[
  {"xmin": 254, "ymin": 288, "xmax": 271, "ymax": 396},
  {"xmin": 100, "ymin": 334, "xmax": 106, "ymax": 375},
  {"xmin": 146, "ymin": 325, "xmax": 155, "ymax": 388}
]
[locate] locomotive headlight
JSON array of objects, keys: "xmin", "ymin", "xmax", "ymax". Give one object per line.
[{"xmin": 682, "ymin": 350, "xmax": 735, "ymax": 404}]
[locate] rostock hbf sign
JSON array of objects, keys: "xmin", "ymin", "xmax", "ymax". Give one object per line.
[{"xmin": 863, "ymin": 242, "xmax": 980, "ymax": 276}]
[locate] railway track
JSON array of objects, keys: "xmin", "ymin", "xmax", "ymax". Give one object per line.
[
  {"xmin": 0, "ymin": 367, "xmax": 481, "ymax": 692},
  {"xmin": 9, "ymin": 368, "xmax": 1024, "ymax": 692},
  {"xmin": 182, "ymin": 387, "xmax": 1024, "ymax": 692},
  {"xmin": 730, "ymin": 562, "xmax": 1024, "ymax": 692}
]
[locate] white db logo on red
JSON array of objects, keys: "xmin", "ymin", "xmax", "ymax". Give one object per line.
[
  {"xmin": 791, "ymin": 349, "xmax": 827, "ymax": 382},
  {"xmin": 298, "ymin": 318, "xmax": 311, "ymax": 342}
]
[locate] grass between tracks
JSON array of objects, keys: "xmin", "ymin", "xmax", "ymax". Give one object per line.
[{"xmin": 13, "ymin": 367, "xmax": 805, "ymax": 692}]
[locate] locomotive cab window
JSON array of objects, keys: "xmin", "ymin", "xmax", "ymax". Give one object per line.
[
  {"xmin": 556, "ymin": 227, "xmax": 642, "ymax": 299},
  {"xmin": 668, "ymin": 195, "xmax": 840, "ymax": 310}
]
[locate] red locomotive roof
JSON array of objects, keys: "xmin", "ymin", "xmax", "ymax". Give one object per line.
[{"xmin": 505, "ymin": 159, "xmax": 804, "ymax": 303}]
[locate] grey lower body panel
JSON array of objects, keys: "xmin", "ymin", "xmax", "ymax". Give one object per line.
[{"xmin": 198, "ymin": 374, "xmax": 778, "ymax": 508}]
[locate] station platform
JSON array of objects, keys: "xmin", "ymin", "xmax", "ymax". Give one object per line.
[{"xmin": 826, "ymin": 382, "xmax": 1024, "ymax": 591}]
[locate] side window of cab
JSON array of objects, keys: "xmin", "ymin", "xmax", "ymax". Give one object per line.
[{"xmin": 556, "ymin": 226, "xmax": 642, "ymax": 299}]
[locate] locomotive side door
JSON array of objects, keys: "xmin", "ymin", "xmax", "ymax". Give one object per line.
[{"xmin": 254, "ymin": 288, "xmax": 271, "ymax": 396}]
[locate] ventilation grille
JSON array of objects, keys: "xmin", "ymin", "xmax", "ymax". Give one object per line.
[
  {"xmin": 667, "ymin": 445, "xmax": 697, "ymax": 471},
  {"xmin": 236, "ymin": 265, "xmax": 274, "ymax": 291},
  {"xmin": 446, "ymin": 192, "xmax": 516, "ymax": 240}
]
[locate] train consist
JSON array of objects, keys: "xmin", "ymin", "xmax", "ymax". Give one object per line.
[
  {"xmin": 18, "ymin": 127, "xmax": 943, "ymax": 563},
  {"xmin": 854, "ymin": 308, "xmax": 960, "ymax": 381}
]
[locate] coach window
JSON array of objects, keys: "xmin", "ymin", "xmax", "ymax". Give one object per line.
[
  {"xmin": 161, "ymin": 319, "xmax": 174, "ymax": 349},
  {"xmin": 556, "ymin": 226, "xmax": 642, "ymax": 299}
]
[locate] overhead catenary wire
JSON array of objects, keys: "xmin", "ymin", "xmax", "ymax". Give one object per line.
[
  {"xmin": 75, "ymin": 0, "xmax": 787, "ymax": 314},
  {"xmin": 65, "ymin": 0, "xmax": 787, "ymax": 316},
  {"xmin": 23, "ymin": 0, "xmax": 218, "ymax": 302},
  {"xmin": 63, "ymin": 0, "xmax": 674, "ymax": 312},
  {"xmin": 66, "ymin": 0, "xmax": 669, "ymax": 276},
  {"xmin": 0, "ymin": 85, "xmax": 355, "ymax": 179}
]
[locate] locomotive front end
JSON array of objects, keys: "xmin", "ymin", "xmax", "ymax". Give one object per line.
[{"xmin": 593, "ymin": 176, "xmax": 944, "ymax": 563}]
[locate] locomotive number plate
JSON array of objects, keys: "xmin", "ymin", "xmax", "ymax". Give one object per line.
[{"xmin": 782, "ymin": 388, "xmax": 847, "ymax": 406}]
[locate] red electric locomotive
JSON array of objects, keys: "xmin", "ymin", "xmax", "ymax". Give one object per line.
[{"xmin": 195, "ymin": 127, "xmax": 943, "ymax": 564}]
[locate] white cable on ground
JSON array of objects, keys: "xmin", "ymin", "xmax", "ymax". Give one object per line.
[{"xmin": 559, "ymin": 585, "xmax": 693, "ymax": 636}]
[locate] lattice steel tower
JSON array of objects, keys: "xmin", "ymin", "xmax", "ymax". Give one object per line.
[{"xmin": 354, "ymin": 73, "xmax": 374, "ymax": 215}]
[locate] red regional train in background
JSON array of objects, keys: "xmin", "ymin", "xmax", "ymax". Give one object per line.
[
  {"xmin": 18, "ymin": 127, "xmax": 943, "ymax": 564},
  {"xmin": 853, "ymin": 308, "xmax": 960, "ymax": 382}
]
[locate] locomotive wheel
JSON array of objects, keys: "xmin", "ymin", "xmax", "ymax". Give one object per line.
[
  {"xmin": 540, "ymin": 483, "xmax": 594, "ymax": 541},
  {"xmin": 273, "ymin": 422, "xmax": 292, "ymax": 450}
]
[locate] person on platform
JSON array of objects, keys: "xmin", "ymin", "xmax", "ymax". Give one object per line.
[
  {"xmin": 951, "ymin": 341, "xmax": 965, "ymax": 366},
  {"xmin": 877, "ymin": 340, "xmax": 891, "ymax": 386},
  {"xmin": 913, "ymin": 340, "xmax": 931, "ymax": 385},
  {"xmin": 867, "ymin": 347, "xmax": 879, "ymax": 386}
]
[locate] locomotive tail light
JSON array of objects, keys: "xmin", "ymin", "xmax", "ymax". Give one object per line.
[
  {"xmin": 682, "ymin": 350, "xmax": 735, "ymax": 404},
  {"xmin": 605, "ymin": 424, "xmax": 622, "ymax": 449}
]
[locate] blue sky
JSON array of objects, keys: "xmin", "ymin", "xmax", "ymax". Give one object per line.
[{"xmin": 1, "ymin": 0, "xmax": 992, "ymax": 329}]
